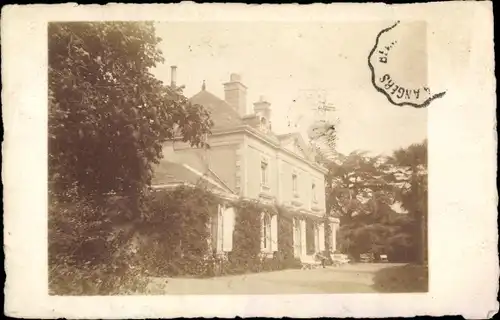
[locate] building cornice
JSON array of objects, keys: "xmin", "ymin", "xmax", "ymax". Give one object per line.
[{"xmin": 211, "ymin": 125, "xmax": 328, "ymax": 175}]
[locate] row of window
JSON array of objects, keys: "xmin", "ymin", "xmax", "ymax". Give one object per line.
[
  {"xmin": 212, "ymin": 207, "xmax": 325, "ymax": 256},
  {"xmin": 212, "ymin": 205, "xmax": 277, "ymax": 254},
  {"xmin": 293, "ymin": 217, "xmax": 325, "ymax": 256},
  {"xmin": 261, "ymin": 160, "xmax": 318, "ymax": 202}
]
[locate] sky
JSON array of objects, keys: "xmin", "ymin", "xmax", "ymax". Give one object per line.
[{"xmin": 151, "ymin": 21, "xmax": 427, "ymax": 156}]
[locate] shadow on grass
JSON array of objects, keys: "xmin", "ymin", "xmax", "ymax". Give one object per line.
[{"xmin": 372, "ymin": 264, "xmax": 428, "ymax": 293}]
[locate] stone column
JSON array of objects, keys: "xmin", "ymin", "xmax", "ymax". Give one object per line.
[
  {"xmin": 300, "ymin": 218, "xmax": 307, "ymax": 256},
  {"xmin": 329, "ymin": 218, "xmax": 340, "ymax": 253},
  {"xmin": 318, "ymin": 222, "xmax": 325, "ymax": 252},
  {"xmin": 313, "ymin": 222, "xmax": 319, "ymax": 253}
]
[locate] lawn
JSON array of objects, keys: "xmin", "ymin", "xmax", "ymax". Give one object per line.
[
  {"xmin": 145, "ymin": 263, "xmax": 425, "ymax": 294},
  {"xmin": 372, "ymin": 263, "xmax": 428, "ymax": 292}
]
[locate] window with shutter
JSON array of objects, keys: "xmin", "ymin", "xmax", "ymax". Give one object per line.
[
  {"xmin": 270, "ymin": 214, "xmax": 278, "ymax": 252},
  {"xmin": 210, "ymin": 212, "xmax": 218, "ymax": 252},
  {"xmin": 222, "ymin": 207, "xmax": 235, "ymax": 252},
  {"xmin": 292, "ymin": 173, "xmax": 298, "ymax": 193},
  {"xmin": 293, "ymin": 217, "xmax": 302, "ymax": 256},
  {"xmin": 312, "ymin": 182, "xmax": 317, "ymax": 202},
  {"xmin": 261, "ymin": 212, "xmax": 272, "ymax": 253},
  {"xmin": 319, "ymin": 223, "xmax": 325, "ymax": 252},
  {"xmin": 306, "ymin": 220, "xmax": 316, "ymax": 255},
  {"xmin": 314, "ymin": 223, "xmax": 320, "ymax": 253},
  {"xmin": 217, "ymin": 204, "xmax": 224, "ymax": 253}
]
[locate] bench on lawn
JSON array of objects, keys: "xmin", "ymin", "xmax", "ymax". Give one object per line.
[
  {"xmin": 300, "ymin": 255, "xmax": 322, "ymax": 270},
  {"xmin": 360, "ymin": 253, "xmax": 374, "ymax": 263},
  {"xmin": 331, "ymin": 253, "xmax": 350, "ymax": 266}
]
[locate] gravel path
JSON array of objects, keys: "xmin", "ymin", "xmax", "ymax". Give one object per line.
[{"xmin": 147, "ymin": 263, "xmax": 406, "ymax": 294}]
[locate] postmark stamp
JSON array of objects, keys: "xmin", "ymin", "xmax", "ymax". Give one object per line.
[{"xmin": 368, "ymin": 21, "xmax": 446, "ymax": 108}]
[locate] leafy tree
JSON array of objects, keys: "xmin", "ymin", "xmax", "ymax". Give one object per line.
[
  {"xmin": 48, "ymin": 22, "xmax": 213, "ymax": 209},
  {"xmin": 390, "ymin": 139, "xmax": 428, "ymax": 264},
  {"xmin": 304, "ymin": 96, "xmax": 427, "ymax": 264},
  {"xmin": 48, "ymin": 22, "xmax": 214, "ymax": 294},
  {"xmin": 323, "ymin": 148, "xmax": 427, "ymax": 262},
  {"xmin": 325, "ymin": 151, "xmax": 397, "ymax": 225}
]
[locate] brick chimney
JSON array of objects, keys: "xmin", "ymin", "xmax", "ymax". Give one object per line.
[
  {"xmin": 254, "ymin": 95, "xmax": 272, "ymax": 133},
  {"xmin": 224, "ymin": 73, "xmax": 247, "ymax": 116},
  {"xmin": 253, "ymin": 95, "xmax": 271, "ymax": 119}
]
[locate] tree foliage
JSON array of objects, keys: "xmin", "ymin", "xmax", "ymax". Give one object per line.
[
  {"xmin": 325, "ymin": 151, "xmax": 396, "ymax": 225},
  {"xmin": 390, "ymin": 139, "xmax": 428, "ymax": 264},
  {"xmin": 48, "ymin": 195, "xmax": 151, "ymax": 294},
  {"xmin": 391, "ymin": 139, "xmax": 428, "ymax": 219},
  {"xmin": 48, "ymin": 22, "xmax": 214, "ymax": 294},
  {"xmin": 277, "ymin": 206, "xmax": 295, "ymax": 261},
  {"xmin": 228, "ymin": 200, "xmax": 273, "ymax": 273},
  {"xmin": 140, "ymin": 186, "xmax": 221, "ymax": 277},
  {"xmin": 325, "ymin": 140, "xmax": 428, "ymax": 263},
  {"xmin": 48, "ymin": 22, "xmax": 213, "ymax": 206}
]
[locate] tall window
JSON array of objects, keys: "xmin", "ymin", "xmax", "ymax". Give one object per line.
[
  {"xmin": 294, "ymin": 217, "xmax": 302, "ymax": 256},
  {"xmin": 292, "ymin": 173, "xmax": 298, "ymax": 193},
  {"xmin": 312, "ymin": 182, "xmax": 317, "ymax": 202},
  {"xmin": 314, "ymin": 224, "xmax": 320, "ymax": 253},
  {"xmin": 217, "ymin": 205, "xmax": 224, "ymax": 253},
  {"xmin": 306, "ymin": 221, "xmax": 315, "ymax": 255},
  {"xmin": 261, "ymin": 161, "xmax": 268, "ymax": 186},
  {"xmin": 262, "ymin": 212, "xmax": 272, "ymax": 251}
]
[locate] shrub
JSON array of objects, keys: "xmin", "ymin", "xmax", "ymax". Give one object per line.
[
  {"xmin": 136, "ymin": 186, "xmax": 220, "ymax": 277},
  {"xmin": 48, "ymin": 194, "xmax": 149, "ymax": 295},
  {"xmin": 48, "ymin": 185, "xmax": 221, "ymax": 294},
  {"xmin": 283, "ymin": 257, "xmax": 303, "ymax": 269}
]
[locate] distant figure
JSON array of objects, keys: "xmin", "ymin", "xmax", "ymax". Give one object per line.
[{"xmin": 316, "ymin": 252, "xmax": 327, "ymax": 268}]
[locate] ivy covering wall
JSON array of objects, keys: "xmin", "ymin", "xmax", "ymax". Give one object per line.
[
  {"xmin": 225, "ymin": 199, "xmax": 267, "ymax": 274},
  {"xmin": 134, "ymin": 187, "xmax": 303, "ymax": 278},
  {"xmin": 277, "ymin": 206, "xmax": 295, "ymax": 260},
  {"xmin": 48, "ymin": 184, "xmax": 307, "ymax": 295},
  {"xmin": 277, "ymin": 206, "xmax": 303, "ymax": 270},
  {"xmin": 138, "ymin": 185, "xmax": 220, "ymax": 277}
]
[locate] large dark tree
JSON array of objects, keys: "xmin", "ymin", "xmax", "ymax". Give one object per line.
[
  {"xmin": 48, "ymin": 22, "xmax": 214, "ymax": 294},
  {"xmin": 325, "ymin": 151, "xmax": 397, "ymax": 225},
  {"xmin": 390, "ymin": 139, "xmax": 428, "ymax": 265},
  {"xmin": 48, "ymin": 22, "xmax": 213, "ymax": 208}
]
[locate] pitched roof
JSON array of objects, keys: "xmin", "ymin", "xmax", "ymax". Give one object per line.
[
  {"xmin": 152, "ymin": 160, "xmax": 204, "ymax": 186},
  {"xmin": 188, "ymin": 89, "xmax": 326, "ymax": 173},
  {"xmin": 190, "ymin": 90, "xmax": 243, "ymax": 129},
  {"xmin": 152, "ymin": 160, "xmax": 231, "ymax": 192}
]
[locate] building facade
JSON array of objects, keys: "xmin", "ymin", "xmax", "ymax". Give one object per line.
[{"xmin": 153, "ymin": 71, "xmax": 339, "ymax": 262}]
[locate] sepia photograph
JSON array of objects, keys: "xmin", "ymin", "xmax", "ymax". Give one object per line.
[
  {"xmin": 48, "ymin": 20, "xmax": 429, "ymax": 295},
  {"xmin": 2, "ymin": 2, "xmax": 497, "ymax": 318}
]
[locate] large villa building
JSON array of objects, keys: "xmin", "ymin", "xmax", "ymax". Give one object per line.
[{"xmin": 152, "ymin": 67, "xmax": 339, "ymax": 261}]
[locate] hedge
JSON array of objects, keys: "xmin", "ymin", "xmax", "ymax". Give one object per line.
[{"xmin": 49, "ymin": 185, "xmax": 307, "ymax": 295}]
